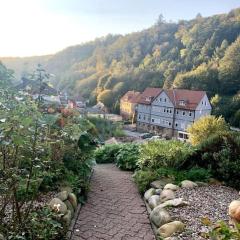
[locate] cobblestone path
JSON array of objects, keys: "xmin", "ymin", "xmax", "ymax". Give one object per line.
[{"xmin": 71, "ymin": 164, "xmax": 155, "ymax": 240}]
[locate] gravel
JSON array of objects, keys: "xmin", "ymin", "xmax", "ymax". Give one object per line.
[{"xmin": 168, "ymin": 185, "xmax": 239, "ymax": 239}]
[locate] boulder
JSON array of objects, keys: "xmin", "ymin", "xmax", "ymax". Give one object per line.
[
  {"xmin": 164, "ymin": 183, "xmax": 179, "ymax": 191},
  {"xmin": 56, "ymin": 191, "xmax": 69, "ymax": 201},
  {"xmin": 229, "ymin": 200, "xmax": 240, "ymax": 222},
  {"xmin": 62, "ymin": 210, "xmax": 72, "ymax": 226},
  {"xmin": 155, "ymin": 189, "xmax": 162, "ymax": 195},
  {"xmin": 150, "ymin": 207, "xmax": 171, "ymax": 227},
  {"xmin": 180, "ymin": 180, "xmax": 198, "ymax": 188},
  {"xmin": 64, "ymin": 200, "xmax": 75, "ymax": 216},
  {"xmin": 148, "ymin": 195, "xmax": 161, "ymax": 209},
  {"xmin": 144, "ymin": 188, "xmax": 156, "ymax": 201},
  {"xmin": 49, "ymin": 198, "xmax": 68, "ymax": 215},
  {"xmin": 150, "ymin": 178, "xmax": 172, "ymax": 189},
  {"xmin": 60, "ymin": 186, "xmax": 73, "ymax": 194},
  {"xmin": 68, "ymin": 193, "xmax": 78, "ymax": 210},
  {"xmin": 158, "ymin": 198, "xmax": 188, "ymax": 209},
  {"xmin": 158, "ymin": 221, "xmax": 185, "ymax": 238},
  {"xmin": 160, "ymin": 189, "xmax": 175, "ymax": 203}
]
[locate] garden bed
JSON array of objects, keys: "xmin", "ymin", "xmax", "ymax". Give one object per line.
[{"xmin": 168, "ymin": 185, "xmax": 239, "ymax": 239}]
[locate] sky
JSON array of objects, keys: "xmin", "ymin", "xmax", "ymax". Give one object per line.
[{"xmin": 0, "ymin": 0, "xmax": 239, "ymax": 57}]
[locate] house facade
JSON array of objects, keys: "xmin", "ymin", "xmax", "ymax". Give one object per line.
[
  {"xmin": 136, "ymin": 88, "xmax": 162, "ymax": 132},
  {"xmin": 137, "ymin": 88, "xmax": 212, "ymax": 139},
  {"xmin": 120, "ymin": 91, "xmax": 141, "ymax": 121}
]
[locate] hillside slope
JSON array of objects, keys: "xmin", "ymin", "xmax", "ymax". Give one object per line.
[{"xmin": 1, "ymin": 8, "xmax": 240, "ymax": 126}]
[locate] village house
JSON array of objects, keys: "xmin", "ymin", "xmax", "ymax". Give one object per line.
[
  {"xmin": 136, "ymin": 88, "xmax": 212, "ymax": 140},
  {"xmin": 120, "ymin": 91, "xmax": 141, "ymax": 121}
]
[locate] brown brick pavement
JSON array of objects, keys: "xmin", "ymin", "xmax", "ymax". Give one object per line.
[{"xmin": 71, "ymin": 164, "xmax": 155, "ymax": 240}]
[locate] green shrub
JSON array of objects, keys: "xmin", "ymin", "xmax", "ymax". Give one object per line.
[
  {"xmin": 133, "ymin": 167, "xmax": 211, "ymax": 194},
  {"xmin": 133, "ymin": 169, "xmax": 159, "ymax": 194},
  {"xmin": 94, "ymin": 144, "xmax": 121, "ymax": 163},
  {"xmin": 197, "ymin": 132, "xmax": 240, "ymax": 188},
  {"xmin": 7, "ymin": 207, "xmax": 66, "ymax": 240},
  {"xmin": 138, "ymin": 140, "xmax": 195, "ymax": 170},
  {"xmin": 116, "ymin": 144, "xmax": 139, "ymax": 170},
  {"xmin": 155, "ymin": 167, "xmax": 211, "ymax": 184}
]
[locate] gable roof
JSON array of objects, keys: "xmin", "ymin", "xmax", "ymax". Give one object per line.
[
  {"xmin": 165, "ymin": 89, "xmax": 206, "ymax": 110},
  {"xmin": 137, "ymin": 88, "xmax": 162, "ymax": 105},
  {"xmin": 121, "ymin": 91, "xmax": 141, "ymax": 103}
]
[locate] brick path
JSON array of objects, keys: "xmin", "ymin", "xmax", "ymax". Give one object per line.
[{"xmin": 71, "ymin": 164, "xmax": 155, "ymax": 240}]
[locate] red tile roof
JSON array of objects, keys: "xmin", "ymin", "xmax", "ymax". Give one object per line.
[
  {"xmin": 121, "ymin": 91, "xmax": 141, "ymax": 103},
  {"xmin": 165, "ymin": 89, "xmax": 206, "ymax": 110},
  {"xmin": 137, "ymin": 88, "xmax": 162, "ymax": 105}
]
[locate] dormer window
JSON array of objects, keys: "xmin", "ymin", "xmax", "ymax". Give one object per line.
[{"xmin": 179, "ymin": 100, "xmax": 186, "ymax": 106}]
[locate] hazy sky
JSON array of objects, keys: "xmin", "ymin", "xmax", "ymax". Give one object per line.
[{"xmin": 0, "ymin": 0, "xmax": 239, "ymax": 57}]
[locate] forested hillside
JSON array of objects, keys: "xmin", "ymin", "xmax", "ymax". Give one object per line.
[{"xmin": 1, "ymin": 8, "xmax": 240, "ymax": 126}]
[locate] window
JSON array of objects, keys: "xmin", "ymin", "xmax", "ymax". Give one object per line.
[
  {"xmin": 202, "ymin": 101, "xmax": 203, "ymax": 104},
  {"xmin": 175, "ymin": 123, "xmax": 178, "ymax": 127},
  {"xmin": 160, "ymin": 98, "xmax": 162, "ymax": 101},
  {"xmin": 182, "ymin": 111, "xmax": 185, "ymax": 116},
  {"xmin": 169, "ymin": 109, "xmax": 172, "ymax": 113},
  {"xmin": 143, "ymin": 115, "xmax": 146, "ymax": 120},
  {"xmin": 152, "ymin": 118, "xmax": 154, "ymax": 123},
  {"xmin": 138, "ymin": 114, "xmax": 141, "ymax": 119},
  {"xmin": 164, "ymin": 108, "xmax": 166, "ymax": 112},
  {"xmin": 176, "ymin": 110, "xmax": 179, "ymax": 114},
  {"xmin": 189, "ymin": 112, "xmax": 192, "ymax": 116},
  {"xmin": 169, "ymin": 122, "xmax": 171, "ymax": 126},
  {"xmin": 166, "ymin": 109, "xmax": 169, "ymax": 113},
  {"xmin": 179, "ymin": 133, "xmax": 184, "ymax": 138},
  {"xmin": 205, "ymin": 101, "xmax": 207, "ymax": 106},
  {"xmin": 179, "ymin": 100, "xmax": 185, "ymax": 106},
  {"xmin": 164, "ymin": 98, "xmax": 167, "ymax": 102}
]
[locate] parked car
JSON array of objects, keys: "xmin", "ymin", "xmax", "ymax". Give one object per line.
[
  {"xmin": 148, "ymin": 135, "xmax": 161, "ymax": 141},
  {"xmin": 140, "ymin": 133, "xmax": 153, "ymax": 139}
]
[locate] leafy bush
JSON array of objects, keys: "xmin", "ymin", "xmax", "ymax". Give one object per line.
[
  {"xmin": 133, "ymin": 169, "xmax": 159, "ymax": 194},
  {"xmin": 187, "ymin": 115, "xmax": 229, "ymax": 146},
  {"xmin": 197, "ymin": 132, "xmax": 240, "ymax": 188},
  {"xmin": 94, "ymin": 144, "xmax": 121, "ymax": 163},
  {"xmin": 116, "ymin": 144, "xmax": 139, "ymax": 170},
  {"xmin": 201, "ymin": 217, "xmax": 240, "ymax": 240},
  {"xmin": 138, "ymin": 140, "xmax": 195, "ymax": 170},
  {"xmin": 6, "ymin": 207, "xmax": 66, "ymax": 240}
]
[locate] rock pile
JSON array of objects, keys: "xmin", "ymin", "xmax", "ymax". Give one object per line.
[
  {"xmin": 144, "ymin": 179, "xmax": 198, "ymax": 239},
  {"xmin": 49, "ymin": 190, "xmax": 79, "ymax": 226}
]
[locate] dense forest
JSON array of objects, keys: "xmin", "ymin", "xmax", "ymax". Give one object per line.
[{"xmin": 1, "ymin": 8, "xmax": 240, "ymax": 126}]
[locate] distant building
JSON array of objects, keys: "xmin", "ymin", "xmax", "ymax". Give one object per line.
[
  {"xmin": 136, "ymin": 88, "xmax": 162, "ymax": 131},
  {"xmin": 120, "ymin": 91, "xmax": 141, "ymax": 121},
  {"xmin": 17, "ymin": 77, "xmax": 61, "ymax": 106},
  {"xmin": 136, "ymin": 88, "xmax": 212, "ymax": 140}
]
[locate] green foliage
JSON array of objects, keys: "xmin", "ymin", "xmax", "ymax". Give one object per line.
[
  {"xmin": 115, "ymin": 144, "xmax": 139, "ymax": 171},
  {"xmin": 6, "ymin": 207, "xmax": 66, "ymax": 240},
  {"xmin": 138, "ymin": 140, "xmax": 195, "ymax": 169},
  {"xmin": 94, "ymin": 144, "xmax": 121, "ymax": 163},
  {"xmin": 197, "ymin": 131, "xmax": 240, "ymax": 188},
  {"xmin": 87, "ymin": 116, "xmax": 124, "ymax": 140},
  {"xmin": 3, "ymin": 8, "xmax": 240, "ymax": 126},
  {"xmin": 133, "ymin": 167, "xmax": 211, "ymax": 194},
  {"xmin": 133, "ymin": 169, "xmax": 159, "ymax": 194},
  {"xmin": 201, "ymin": 218, "xmax": 240, "ymax": 240},
  {"xmin": 187, "ymin": 115, "xmax": 229, "ymax": 146}
]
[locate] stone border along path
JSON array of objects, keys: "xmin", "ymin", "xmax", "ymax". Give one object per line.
[{"xmin": 71, "ymin": 164, "xmax": 155, "ymax": 240}]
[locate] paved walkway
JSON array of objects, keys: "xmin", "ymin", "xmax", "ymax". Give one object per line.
[{"xmin": 71, "ymin": 164, "xmax": 155, "ymax": 240}]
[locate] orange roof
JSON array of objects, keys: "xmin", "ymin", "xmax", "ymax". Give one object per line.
[
  {"xmin": 121, "ymin": 91, "xmax": 141, "ymax": 103},
  {"xmin": 137, "ymin": 88, "xmax": 162, "ymax": 105},
  {"xmin": 165, "ymin": 89, "xmax": 206, "ymax": 110}
]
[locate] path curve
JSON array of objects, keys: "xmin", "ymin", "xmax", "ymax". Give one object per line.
[{"xmin": 71, "ymin": 164, "xmax": 155, "ymax": 240}]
